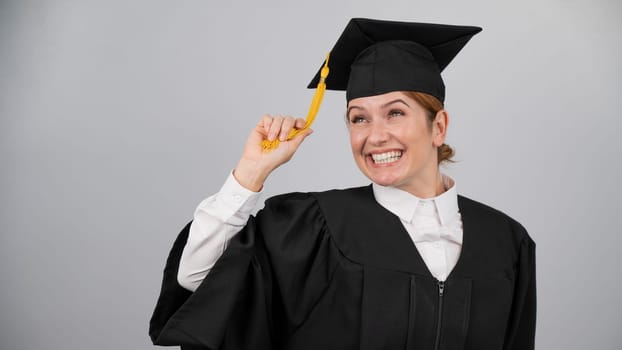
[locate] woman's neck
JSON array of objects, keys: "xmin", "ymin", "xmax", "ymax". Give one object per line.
[{"xmin": 396, "ymin": 169, "xmax": 445, "ymax": 199}]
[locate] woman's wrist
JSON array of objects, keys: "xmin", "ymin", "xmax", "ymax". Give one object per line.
[{"xmin": 233, "ymin": 159, "xmax": 272, "ymax": 192}]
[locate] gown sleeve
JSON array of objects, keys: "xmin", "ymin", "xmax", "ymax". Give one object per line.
[
  {"xmin": 503, "ymin": 222, "xmax": 537, "ymax": 350},
  {"xmin": 149, "ymin": 192, "xmax": 336, "ymax": 350}
]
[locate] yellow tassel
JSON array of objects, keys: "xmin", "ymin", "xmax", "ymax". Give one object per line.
[{"xmin": 261, "ymin": 52, "xmax": 330, "ymax": 151}]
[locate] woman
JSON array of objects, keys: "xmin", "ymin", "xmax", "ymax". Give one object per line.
[{"xmin": 149, "ymin": 18, "xmax": 536, "ymax": 350}]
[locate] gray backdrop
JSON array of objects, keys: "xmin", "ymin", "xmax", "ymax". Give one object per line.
[{"xmin": 1, "ymin": 0, "xmax": 621, "ymax": 349}]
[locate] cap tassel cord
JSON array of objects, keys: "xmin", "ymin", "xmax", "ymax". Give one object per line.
[{"xmin": 261, "ymin": 52, "xmax": 330, "ymax": 151}]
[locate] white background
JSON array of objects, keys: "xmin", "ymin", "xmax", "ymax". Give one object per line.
[{"xmin": 1, "ymin": 0, "xmax": 621, "ymax": 349}]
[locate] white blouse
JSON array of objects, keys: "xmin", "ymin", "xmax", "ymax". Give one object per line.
[
  {"xmin": 372, "ymin": 175, "xmax": 462, "ymax": 281},
  {"xmin": 177, "ymin": 174, "xmax": 463, "ymax": 292}
]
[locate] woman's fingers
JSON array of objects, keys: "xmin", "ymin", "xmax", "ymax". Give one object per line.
[
  {"xmin": 294, "ymin": 117, "xmax": 306, "ymax": 130},
  {"xmin": 267, "ymin": 115, "xmax": 283, "ymax": 141},
  {"xmin": 259, "ymin": 115, "xmax": 274, "ymax": 136},
  {"xmin": 262, "ymin": 115, "xmax": 305, "ymax": 142},
  {"xmin": 280, "ymin": 116, "xmax": 297, "ymax": 141}
]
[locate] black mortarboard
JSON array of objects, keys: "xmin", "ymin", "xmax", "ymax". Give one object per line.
[{"xmin": 308, "ymin": 18, "xmax": 482, "ymax": 102}]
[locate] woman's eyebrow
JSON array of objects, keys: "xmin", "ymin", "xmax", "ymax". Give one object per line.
[
  {"xmin": 347, "ymin": 98, "xmax": 410, "ymax": 116},
  {"xmin": 346, "ymin": 105, "xmax": 364, "ymax": 116},
  {"xmin": 381, "ymin": 99, "xmax": 410, "ymax": 109}
]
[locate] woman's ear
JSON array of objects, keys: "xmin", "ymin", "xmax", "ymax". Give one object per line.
[{"xmin": 432, "ymin": 109, "xmax": 449, "ymax": 147}]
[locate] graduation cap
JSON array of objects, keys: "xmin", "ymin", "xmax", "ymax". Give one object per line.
[{"xmin": 308, "ymin": 18, "xmax": 482, "ymax": 103}]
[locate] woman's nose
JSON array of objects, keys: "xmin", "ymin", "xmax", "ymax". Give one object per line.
[{"xmin": 367, "ymin": 120, "xmax": 390, "ymax": 145}]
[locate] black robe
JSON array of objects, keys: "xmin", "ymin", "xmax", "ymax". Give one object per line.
[{"xmin": 149, "ymin": 186, "xmax": 536, "ymax": 350}]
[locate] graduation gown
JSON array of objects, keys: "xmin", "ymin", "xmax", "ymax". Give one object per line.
[{"xmin": 149, "ymin": 186, "xmax": 536, "ymax": 350}]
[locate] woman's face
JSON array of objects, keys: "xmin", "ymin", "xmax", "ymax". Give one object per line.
[{"xmin": 347, "ymin": 91, "xmax": 447, "ymax": 195}]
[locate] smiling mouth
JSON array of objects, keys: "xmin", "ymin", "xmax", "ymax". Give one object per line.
[{"xmin": 370, "ymin": 151, "xmax": 402, "ymax": 164}]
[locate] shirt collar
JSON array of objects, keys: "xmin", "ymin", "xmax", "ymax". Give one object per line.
[{"xmin": 372, "ymin": 174, "xmax": 459, "ymax": 226}]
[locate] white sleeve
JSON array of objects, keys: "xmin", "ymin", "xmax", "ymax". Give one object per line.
[{"xmin": 177, "ymin": 172, "xmax": 262, "ymax": 292}]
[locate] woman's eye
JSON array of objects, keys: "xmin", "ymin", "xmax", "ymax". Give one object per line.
[
  {"xmin": 350, "ymin": 116, "xmax": 366, "ymax": 124},
  {"xmin": 389, "ymin": 110, "xmax": 404, "ymax": 118}
]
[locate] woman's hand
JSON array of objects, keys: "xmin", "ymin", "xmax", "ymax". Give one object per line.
[{"xmin": 233, "ymin": 115, "xmax": 312, "ymax": 192}]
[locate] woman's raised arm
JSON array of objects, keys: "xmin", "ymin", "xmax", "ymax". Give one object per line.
[{"xmin": 177, "ymin": 115, "xmax": 312, "ymax": 291}]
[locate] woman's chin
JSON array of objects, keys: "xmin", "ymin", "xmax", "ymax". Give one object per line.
[{"xmin": 367, "ymin": 173, "xmax": 402, "ymax": 187}]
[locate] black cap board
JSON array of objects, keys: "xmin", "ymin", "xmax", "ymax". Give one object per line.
[{"xmin": 308, "ymin": 18, "xmax": 482, "ymax": 102}]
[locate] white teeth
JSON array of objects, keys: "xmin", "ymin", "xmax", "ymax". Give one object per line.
[{"xmin": 371, "ymin": 151, "xmax": 402, "ymax": 164}]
